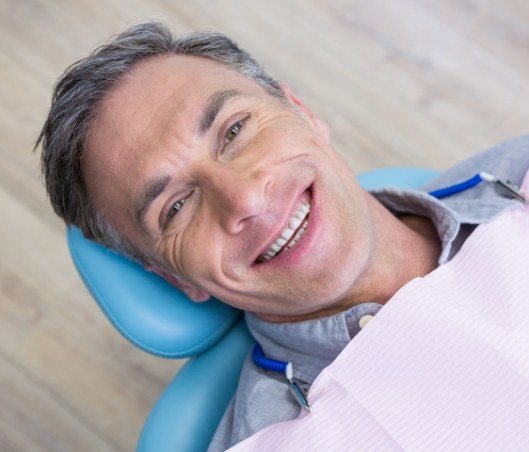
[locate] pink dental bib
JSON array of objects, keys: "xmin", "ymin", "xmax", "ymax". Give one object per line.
[{"xmin": 230, "ymin": 170, "xmax": 529, "ymax": 451}]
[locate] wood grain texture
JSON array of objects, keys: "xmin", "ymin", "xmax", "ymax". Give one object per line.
[{"xmin": 1, "ymin": 0, "xmax": 528, "ymax": 450}]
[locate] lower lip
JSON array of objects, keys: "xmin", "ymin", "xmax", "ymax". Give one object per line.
[{"xmin": 254, "ymin": 184, "xmax": 320, "ymax": 269}]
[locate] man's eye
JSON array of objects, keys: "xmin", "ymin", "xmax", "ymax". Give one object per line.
[
  {"xmin": 224, "ymin": 118, "xmax": 246, "ymax": 144},
  {"xmin": 166, "ymin": 197, "xmax": 187, "ymax": 224}
]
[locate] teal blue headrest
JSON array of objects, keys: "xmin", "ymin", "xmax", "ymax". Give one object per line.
[{"xmin": 67, "ymin": 226, "xmax": 241, "ymax": 358}]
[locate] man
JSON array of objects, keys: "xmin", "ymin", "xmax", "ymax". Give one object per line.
[{"xmin": 37, "ymin": 22, "xmax": 529, "ymax": 450}]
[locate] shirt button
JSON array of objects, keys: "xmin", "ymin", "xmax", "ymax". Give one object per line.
[{"xmin": 359, "ymin": 314, "xmax": 374, "ymax": 329}]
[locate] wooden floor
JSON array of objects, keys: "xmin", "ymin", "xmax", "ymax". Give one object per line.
[{"xmin": 1, "ymin": 0, "xmax": 528, "ymax": 450}]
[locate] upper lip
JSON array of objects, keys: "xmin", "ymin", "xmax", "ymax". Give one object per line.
[{"xmin": 253, "ymin": 184, "xmax": 311, "ymax": 264}]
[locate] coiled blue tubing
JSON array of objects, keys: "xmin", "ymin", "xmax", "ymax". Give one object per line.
[{"xmin": 252, "ymin": 342, "xmax": 288, "ymax": 375}]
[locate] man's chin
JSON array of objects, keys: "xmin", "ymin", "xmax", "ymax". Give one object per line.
[
  {"xmin": 246, "ymin": 283, "xmax": 353, "ymax": 323},
  {"xmin": 254, "ymin": 297, "xmax": 351, "ymax": 323}
]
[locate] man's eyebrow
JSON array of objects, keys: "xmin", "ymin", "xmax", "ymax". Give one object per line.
[
  {"xmin": 134, "ymin": 174, "xmax": 172, "ymax": 235},
  {"xmin": 198, "ymin": 89, "xmax": 244, "ymax": 136}
]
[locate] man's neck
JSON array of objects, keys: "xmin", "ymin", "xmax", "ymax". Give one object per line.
[{"xmin": 259, "ymin": 194, "xmax": 442, "ymax": 323}]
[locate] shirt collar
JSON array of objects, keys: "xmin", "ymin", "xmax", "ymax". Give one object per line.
[
  {"xmin": 246, "ymin": 187, "xmax": 460, "ymax": 383},
  {"xmin": 369, "ymin": 187, "xmax": 460, "ymax": 265}
]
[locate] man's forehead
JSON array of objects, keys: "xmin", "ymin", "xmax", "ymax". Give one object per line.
[
  {"xmin": 105, "ymin": 53, "xmax": 262, "ymax": 109},
  {"xmin": 88, "ymin": 54, "xmax": 266, "ymax": 151},
  {"xmin": 93, "ymin": 56, "xmax": 213, "ymax": 134}
]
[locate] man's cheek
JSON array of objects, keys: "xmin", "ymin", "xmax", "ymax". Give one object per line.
[{"xmin": 179, "ymin": 236, "xmax": 217, "ymax": 283}]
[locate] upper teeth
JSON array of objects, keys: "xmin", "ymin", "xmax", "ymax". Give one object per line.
[{"xmin": 260, "ymin": 200, "xmax": 310, "ymax": 261}]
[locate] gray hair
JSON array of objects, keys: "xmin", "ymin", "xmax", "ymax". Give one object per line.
[{"xmin": 36, "ymin": 21, "xmax": 285, "ymax": 266}]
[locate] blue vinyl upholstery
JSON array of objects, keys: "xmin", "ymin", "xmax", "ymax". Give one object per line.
[
  {"xmin": 67, "ymin": 226, "xmax": 242, "ymax": 358},
  {"xmin": 66, "ymin": 167, "xmax": 439, "ymax": 452},
  {"xmin": 137, "ymin": 321, "xmax": 253, "ymax": 452}
]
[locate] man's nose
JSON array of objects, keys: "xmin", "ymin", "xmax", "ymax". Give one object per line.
[{"xmin": 199, "ymin": 163, "xmax": 272, "ymax": 234}]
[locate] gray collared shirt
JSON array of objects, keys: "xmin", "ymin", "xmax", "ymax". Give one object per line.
[{"xmin": 208, "ymin": 135, "xmax": 529, "ymax": 451}]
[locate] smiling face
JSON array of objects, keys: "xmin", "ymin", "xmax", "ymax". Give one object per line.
[{"xmin": 83, "ymin": 54, "xmax": 376, "ymax": 320}]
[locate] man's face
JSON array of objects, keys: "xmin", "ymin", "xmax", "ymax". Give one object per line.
[{"xmin": 84, "ymin": 54, "xmax": 375, "ymax": 319}]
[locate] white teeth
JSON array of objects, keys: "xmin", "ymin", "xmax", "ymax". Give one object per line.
[
  {"xmin": 289, "ymin": 215, "xmax": 303, "ymax": 231},
  {"xmin": 281, "ymin": 229, "xmax": 292, "ymax": 240},
  {"xmin": 276, "ymin": 237, "xmax": 287, "ymax": 247},
  {"xmin": 259, "ymin": 199, "xmax": 311, "ymax": 262},
  {"xmin": 293, "ymin": 211, "xmax": 305, "ymax": 221}
]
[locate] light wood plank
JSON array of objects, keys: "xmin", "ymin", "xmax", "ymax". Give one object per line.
[{"xmin": 0, "ymin": 350, "xmax": 115, "ymax": 452}]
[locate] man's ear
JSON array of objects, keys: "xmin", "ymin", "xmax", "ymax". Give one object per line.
[
  {"xmin": 279, "ymin": 82, "xmax": 330, "ymax": 142},
  {"xmin": 145, "ymin": 265, "xmax": 211, "ymax": 302}
]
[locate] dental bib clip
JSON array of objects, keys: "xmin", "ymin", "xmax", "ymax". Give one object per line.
[{"xmin": 252, "ymin": 343, "xmax": 311, "ymax": 412}]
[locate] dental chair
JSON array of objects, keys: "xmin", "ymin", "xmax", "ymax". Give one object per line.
[{"xmin": 67, "ymin": 167, "xmax": 439, "ymax": 452}]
